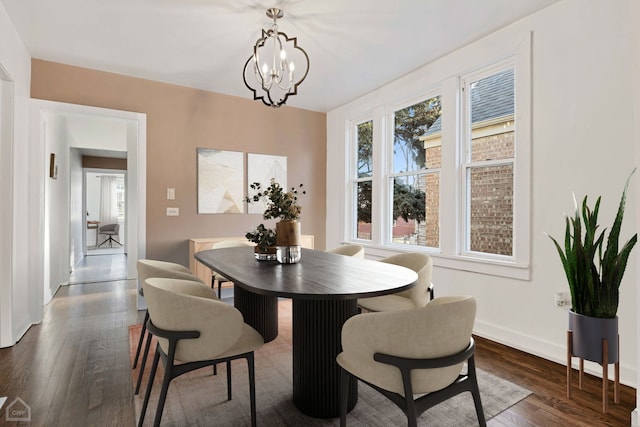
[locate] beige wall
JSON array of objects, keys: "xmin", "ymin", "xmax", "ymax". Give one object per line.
[{"xmin": 31, "ymin": 59, "xmax": 327, "ymax": 265}]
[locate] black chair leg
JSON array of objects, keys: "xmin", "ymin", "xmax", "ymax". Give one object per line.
[
  {"xmin": 226, "ymin": 360, "xmax": 232, "ymax": 400},
  {"xmin": 468, "ymin": 356, "xmax": 487, "ymax": 426},
  {"xmin": 135, "ymin": 331, "xmax": 153, "ymax": 395},
  {"xmin": 138, "ymin": 345, "xmax": 160, "ymax": 427},
  {"xmin": 340, "ymin": 368, "xmax": 349, "ymax": 427},
  {"xmin": 133, "ymin": 310, "xmax": 149, "ymax": 369},
  {"xmin": 247, "ymin": 353, "xmax": 257, "ymax": 427},
  {"xmin": 153, "ymin": 354, "xmax": 174, "ymax": 427},
  {"xmin": 218, "ymin": 280, "xmax": 222, "ymax": 299}
]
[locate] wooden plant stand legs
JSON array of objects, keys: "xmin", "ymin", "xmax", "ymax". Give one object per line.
[{"xmin": 567, "ymin": 331, "xmax": 620, "ymax": 413}]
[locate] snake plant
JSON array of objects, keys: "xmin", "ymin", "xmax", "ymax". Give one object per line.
[{"xmin": 548, "ymin": 170, "xmax": 637, "ymax": 318}]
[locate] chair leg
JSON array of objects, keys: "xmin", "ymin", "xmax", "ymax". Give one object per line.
[
  {"xmin": 135, "ymin": 331, "xmax": 153, "ymax": 395},
  {"xmin": 340, "ymin": 368, "xmax": 350, "ymax": 427},
  {"xmin": 226, "ymin": 360, "xmax": 232, "ymax": 401},
  {"xmin": 399, "ymin": 368, "xmax": 418, "ymax": 427},
  {"xmin": 467, "ymin": 355, "xmax": 487, "ymax": 427},
  {"xmin": 218, "ymin": 280, "xmax": 222, "ymax": 299},
  {"xmin": 247, "ymin": 353, "xmax": 257, "ymax": 427},
  {"xmin": 138, "ymin": 345, "xmax": 160, "ymax": 427},
  {"xmin": 133, "ymin": 310, "xmax": 149, "ymax": 369},
  {"xmin": 153, "ymin": 352, "xmax": 174, "ymax": 427}
]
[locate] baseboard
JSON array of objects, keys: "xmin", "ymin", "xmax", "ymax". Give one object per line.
[
  {"xmin": 474, "ymin": 318, "xmax": 637, "ymax": 388},
  {"xmin": 632, "ymin": 408, "xmax": 639, "ymax": 426}
]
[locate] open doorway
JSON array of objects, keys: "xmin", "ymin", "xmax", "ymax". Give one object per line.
[{"xmin": 85, "ymin": 171, "xmax": 126, "ymax": 256}]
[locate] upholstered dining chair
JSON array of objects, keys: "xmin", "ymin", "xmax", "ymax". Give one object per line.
[
  {"xmin": 326, "ymin": 244, "xmax": 365, "ymax": 258},
  {"xmin": 97, "ymin": 223, "xmax": 121, "ymax": 247},
  {"xmin": 357, "ymin": 253, "xmax": 434, "ymax": 312},
  {"xmin": 138, "ymin": 277, "xmax": 264, "ymax": 427},
  {"xmin": 209, "ymin": 240, "xmax": 254, "ymax": 298},
  {"xmin": 133, "ymin": 259, "xmax": 205, "ymax": 395},
  {"xmin": 337, "ymin": 295, "xmax": 485, "ymax": 427}
]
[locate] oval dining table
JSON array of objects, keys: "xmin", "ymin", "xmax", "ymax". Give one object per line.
[{"xmin": 195, "ymin": 246, "xmax": 418, "ymax": 419}]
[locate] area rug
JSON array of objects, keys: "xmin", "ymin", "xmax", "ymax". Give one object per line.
[{"xmin": 130, "ymin": 304, "xmax": 531, "ymax": 426}]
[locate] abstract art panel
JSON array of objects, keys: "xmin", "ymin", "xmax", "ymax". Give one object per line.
[
  {"xmin": 197, "ymin": 149, "xmax": 244, "ymax": 214},
  {"xmin": 247, "ymin": 153, "xmax": 287, "ymax": 214}
]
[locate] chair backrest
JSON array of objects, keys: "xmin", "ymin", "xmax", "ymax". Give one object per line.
[
  {"xmin": 210, "ymin": 240, "xmax": 254, "ymax": 250},
  {"xmin": 379, "ymin": 253, "xmax": 433, "ymax": 308},
  {"xmin": 144, "ymin": 278, "xmax": 245, "ymax": 362},
  {"xmin": 340, "ymin": 295, "xmax": 476, "ymax": 395},
  {"xmin": 326, "ymin": 244, "xmax": 365, "ymax": 258},
  {"xmin": 136, "ymin": 259, "xmax": 204, "ymax": 285},
  {"xmin": 100, "ymin": 223, "xmax": 119, "ymax": 233}
]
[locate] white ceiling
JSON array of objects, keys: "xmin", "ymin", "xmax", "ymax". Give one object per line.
[{"xmin": 2, "ymin": 0, "xmax": 559, "ymax": 112}]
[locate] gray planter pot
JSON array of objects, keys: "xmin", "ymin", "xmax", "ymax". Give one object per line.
[{"xmin": 568, "ymin": 311, "xmax": 618, "ymax": 364}]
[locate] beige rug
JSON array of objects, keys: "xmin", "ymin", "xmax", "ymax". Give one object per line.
[{"xmin": 130, "ymin": 302, "xmax": 531, "ymax": 426}]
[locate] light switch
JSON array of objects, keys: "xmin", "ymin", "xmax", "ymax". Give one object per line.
[
  {"xmin": 166, "ymin": 207, "xmax": 179, "ymax": 216},
  {"xmin": 167, "ymin": 188, "xmax": 175, "ymax": 200}
]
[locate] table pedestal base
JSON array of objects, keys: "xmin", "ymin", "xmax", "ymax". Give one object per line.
[
  {"xmin": 234, "ymin": 287, "xmax": 278, "ymax": 343},
  {"xmin": 292, "ymin": 299, "xmax": 358, "ymax": 418}
]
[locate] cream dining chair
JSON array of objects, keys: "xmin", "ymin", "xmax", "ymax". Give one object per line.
[
  {"xmin": 337, "ymin": 295, "xmax": 485, "ymax": 427},
  {"xmin": 357, "ymin": 253, "xmax": 434, "ymax": 312},
  {"xmin": 326, "ymin": 244, "xmax": 365, "ymax": 258},
  {"xmin": 133, "ymin": 259, "xmax": 206, "ymax": 395},
  {"xmin": 209, "ymin": 240, "xmax": 254, "ymax": 298},
  {"xmin": 138, "ymin": 277, "xmax": 264, "ymax": 427}
]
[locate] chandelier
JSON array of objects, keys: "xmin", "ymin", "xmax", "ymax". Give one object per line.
[{"xmin": 243, "ymin": 8, "xmax": 309, "ymax": 108}]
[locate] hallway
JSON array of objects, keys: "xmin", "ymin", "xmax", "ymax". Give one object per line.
[{"xmin": 69, "ymin": 253, "xmax": 129, "ymax": 284}]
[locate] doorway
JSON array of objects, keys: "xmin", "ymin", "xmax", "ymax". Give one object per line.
[{"xmin": 85, "ymin": 171, "xmax": 126, "ymax": 255}]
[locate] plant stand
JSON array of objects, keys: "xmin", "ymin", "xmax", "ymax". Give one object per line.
[{"xmin": 567, "ymin": 330, "xmax": 620, "ymax": 413}]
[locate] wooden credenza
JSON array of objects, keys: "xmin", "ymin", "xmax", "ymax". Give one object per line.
[{"xmin": 188, "ymin": 235, "xmax": 315, "ymax": 285}]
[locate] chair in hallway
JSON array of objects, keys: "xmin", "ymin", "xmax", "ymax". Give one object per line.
[
  {"xmin": 337, "ymin": 295, "xmax": 485, "ymax": 427},
  {"xmin": 138, "ymin": 277, "xmax": 264, "ymax": 427},
  {"xmin": 133, "ymin": 259, "xmax": 205, "ymax": 395},
  {"xmin": 98, "ymin": 223, "xmax": 121, "ymax": 247}
]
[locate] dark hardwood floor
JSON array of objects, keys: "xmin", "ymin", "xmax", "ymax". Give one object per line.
[{"xmin": 0, "ymin": 276, "xmax": 635, "ymax": 426}]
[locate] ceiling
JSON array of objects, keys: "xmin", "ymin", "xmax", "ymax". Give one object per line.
[{"xmin": 2, "ymin": 0, "xmax": 559, "ymax": 112}]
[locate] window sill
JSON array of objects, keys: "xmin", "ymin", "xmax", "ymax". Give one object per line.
[{"xmin": 353, "ymin": 242, "xmax": 530, "ymax": 280}]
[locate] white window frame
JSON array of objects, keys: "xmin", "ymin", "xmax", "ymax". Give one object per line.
[
  {"xmin": 459, "ymin": 62, "xmax": 516, "ymax": 261},
  {"xmin": 385, "ymin": 91, "xmax": 442, "ymax": 251},
  {"xmin": 341, "ymin": 33, "xmax": 531, "ymax": 280},
  {"xmin": 349, "ymin": 116, "xmax": 375, "ymax": 243}
]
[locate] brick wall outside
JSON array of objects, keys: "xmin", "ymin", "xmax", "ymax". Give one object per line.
[{"xmin": 418, "ymin": 130, "xmax": 514, "ymax": 254}]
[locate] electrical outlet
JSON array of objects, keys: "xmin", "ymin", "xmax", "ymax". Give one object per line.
[
  {"xmin": 166, "ymin": 207, "xmax": 179, "ymax": 216},
  {"xmin": 167, "ymin": 188, "xmax": 175, "ymax": 200},
  {"xmin": 554, "ymin": 291, "xmax": 571, "ymax": 308}
]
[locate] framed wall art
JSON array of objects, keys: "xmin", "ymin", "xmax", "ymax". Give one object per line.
[{"xmin": 197, "ymin": 148, "xmax": 244, "ymax": 214}]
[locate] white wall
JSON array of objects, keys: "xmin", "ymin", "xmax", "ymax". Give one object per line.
[
  {"xmin": 43, "ymin": 113, "xmax": 70, "ymax": 303},
  {"xmin": 69, "ymin": 148, "xmax": 83, "ymax": 269},
  {"xmin": 0, "ymin": 1, "xmax": 34, "ymax": 347},
  {"xmin": 327, "ymin": 0, "xmax": 638, "ymax": 385}
]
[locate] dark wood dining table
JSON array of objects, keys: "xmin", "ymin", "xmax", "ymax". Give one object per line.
[{"xmin": 195, "ymin": 247, "xmax": 418, "ymax": 418}]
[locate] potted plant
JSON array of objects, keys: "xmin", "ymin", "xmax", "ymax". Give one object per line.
[
  {"xmin": 548, "ymin": 170, "xmax": 637, "ymax": 365},
  {"xmin": 245, "ymin": 223, "xmax": 277, "ymax": 260},
  {"xmin": 245, "ymin": 179, "xmax": 306, "ymax": 263}
]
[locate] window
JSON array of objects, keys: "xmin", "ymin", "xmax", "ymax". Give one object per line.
[
  {"xmin": 461, "ymin": 67, "xmax": 515, "ymax": 257},
  {"xmin": 389, "ymin": 96, "xmax": 441, "ymax": 247},
  {"xmin": 340, "ymin": 33, "xmax": 531, "ymax": 278},
  {"xmin": 353, "ymin": 120, "xmax": 373, "ymax": 240}
]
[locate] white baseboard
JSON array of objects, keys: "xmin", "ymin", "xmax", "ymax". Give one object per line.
[
  {"xmin": 474, "ymin": 319, "xmax": 637, "ymax": 388},
  {"xmin": 632, "ymin": 408, "xmax": 639, "ymax": 426}
]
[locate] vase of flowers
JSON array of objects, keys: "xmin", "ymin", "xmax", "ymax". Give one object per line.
[{"xmin": 246, "ymin": 179, "xmax": 306, "ymax": 264}]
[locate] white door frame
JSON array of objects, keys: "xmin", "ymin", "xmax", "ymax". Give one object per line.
[{"xmin": 29, "ymin": 99, "xmax": 146, "ymax": 321}]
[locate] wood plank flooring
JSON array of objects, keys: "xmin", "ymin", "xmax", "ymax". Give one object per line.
[{"xmin": 0, "ymin": 273, "xmax": 635, "ymax": 426}]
